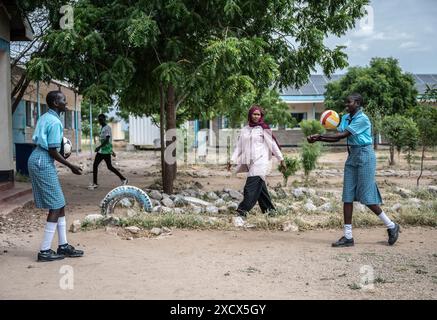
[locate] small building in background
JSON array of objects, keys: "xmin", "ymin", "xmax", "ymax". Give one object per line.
[{"xmin": 11, "ymin": 65, "xmax": 82, "ymax": 155}]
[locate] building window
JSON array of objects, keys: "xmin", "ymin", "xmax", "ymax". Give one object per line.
[
  {"xmin": 290, "ymin": 112, "xmax": 307, "ymax": 127},
  {"xmin": 65, "ymin": 110, "xmax": 73, "ymax": 129},
  {"xmin": 25, "ymin": 101, "xmax": 33, "ymax": 127},
  {"xmin": 315, "ymin": 112, "xmax": 322, "ymax": 122},
  {"xmin": 41, "ymin": 104, "xmax": 48, "ymax": 114},
  {"xmin": 221, "ymin": 116, "xmax": 229, "ymax": 129}
]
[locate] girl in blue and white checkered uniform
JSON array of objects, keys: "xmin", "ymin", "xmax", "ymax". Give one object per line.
[
  {"xmin": 307, "ymin": 93, "xmax": 400, "ymax": 247},
  {"xmin": 28, "ymin": 91, "xmax": 84, "ymax": 262}
]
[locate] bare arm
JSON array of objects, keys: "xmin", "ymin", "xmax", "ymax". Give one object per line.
[
  {"xmin": 308, "ymin": 131, "xmax": 351, "ymax": 143},
  {"xmin": 48, "ymin": 148, "xmax": 82, "ymax": 175}
]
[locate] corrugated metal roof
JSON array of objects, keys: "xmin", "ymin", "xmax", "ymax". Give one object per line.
[{"xmin": 280, "ymin": 74, "xmax": 437, "ymax": 96}]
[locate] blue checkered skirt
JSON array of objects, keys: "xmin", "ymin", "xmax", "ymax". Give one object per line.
[
  {"xmin": 28, "ymin": 146, "xmax": 66, "ymax": 209},
  {"xmin": 342, "ymin": 145, "xmax": 382, "ymax": 205}
]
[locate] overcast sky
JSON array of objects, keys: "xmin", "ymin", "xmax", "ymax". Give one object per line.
[{"xmin": 319, "ymin": 0, "xmax": 437, "ymax": 74}]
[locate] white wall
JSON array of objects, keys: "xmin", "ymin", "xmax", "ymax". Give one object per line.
[
  {"xmin": 0, "ymin": 35, "xmax": 13, "ymax": 176},
  {"xmin": 129, "ymin": 116, "xmax": 161, "ymax": 146}
]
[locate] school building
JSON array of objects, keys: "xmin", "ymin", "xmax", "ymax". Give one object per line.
[
  {"xmin": 0, "ymin": 0, "xmax": 33, "ymax": 183},
  {"xmin": 11, "ymin": 65, "xmax": 82, "ymax": 156}
]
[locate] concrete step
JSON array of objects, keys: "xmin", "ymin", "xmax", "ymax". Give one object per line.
[
  {"xmin": 0, "ymin": 185, "xmax": 32, "ymax": 203},
  {"xmin": 0, "ymin": 181, "xmax": 14, "ymax": 192}
]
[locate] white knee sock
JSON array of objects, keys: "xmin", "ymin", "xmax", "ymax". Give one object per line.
[
  {"xmin": 344, "ymin": 224, "xmax": 353, "ymax": 239},
  {"xmin": 40, "ymin": 222, "xmax": 57, "ymax": 251},
  {"xmin": 57, "ymin": 216, "xmax": 68, "ymax": 246},
  {"xmin": 378, "ymin": 211, "xmax": 395, "ymax": 229}
]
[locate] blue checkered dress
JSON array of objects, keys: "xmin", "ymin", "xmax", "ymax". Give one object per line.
[
  {"xmin": 28, "ymin": 109, "xmax": 65, "ymax": 210},
  {"xmin": 342, "ymin": 145, "xmax": 382, "ymax": 205},
  {"xmin": 28, "ymin": 147, "xmax": 66, "ymax": 209}
]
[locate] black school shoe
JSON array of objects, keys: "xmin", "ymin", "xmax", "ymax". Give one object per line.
[
  {"xmin": 332, "ymin": 236, "xmax": 355, "ymax": 247},
  {"xmin": 57, "ymin": 243, "xmax": 84, "ymax": 257},
  {"xmin": 387, "ymin": 223, "xmax": 400, "ymax": 246},
  {"xmin": 38, "ymin": 249, "xmax": 65, "ymax": 262}
]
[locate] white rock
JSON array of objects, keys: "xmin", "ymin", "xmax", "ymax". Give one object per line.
[
  {"xmin": 218, "ymin": 206, "xmax": 228, "ymax": 214},
  {"xmin": 150, "ymin": 227, "xmax": 162, "ymax": 236},
  {"xmin": 292, "ymin": 188, "xmax": 304, "ymax": 198},
  {"xmin": 391, "ymin": 203, "xmax": 402, "ymax": 212},
  {"xmin": 207, "ymin": 191, "xmax": 219, "ymax": 200},
  {"xmin": 221, "ymin": 193, "xmax": 232, "ymax": 201},
  {"xmin": 214, "ymin": 199, "xmax": 226, "ymax": 207},
  {"xmin": 103, "ymin": 216, "xmax": 120, "ymax": 225},
  {"xmin": 282, "ymin": 221, "xmax": 299, "ymax": 232},
  {"xmin": 227, "ymin": 202, "xmax": 238, "ymax": 211},
  {"xmin": 184, "ymin": 196, "xmax": 212, "ymax": 207},
  {"xmin": 161, "ymin": 197, "xmax": 175, "ymax": 208},
  {"xmin": 152, "ymin": 206, "xmax": 161, "ymax": 213},
  {"xmin": 149, "ymin": 190, "xmax": 163, "ymax": 200},
  {"xmin": 189, "ymin": 205, "xmax": 203, "ymax": 214},
  {"xmin": 393, "ymin": 187, "xmax": 412, "ymax": 198},
  {"xmin": 318, "ymin": 203, "xmax": 333, "ymax": 212},
  {"xmin": 119, "ymin": 198, "xmax": 133, "ymax": 207},
  {"xmin": 173, "ymin": 196, "xmax": 187, "ymax": 207},
  {"xmin": 160, "ymin": 207, "xmax": 174, "ymax": 213},
  {"xmin": 173, "ymin": 208, "xmax": 185, "ymax": 214},
  {"xmin": 125, "ymin": 226, "xmax": 140, "ymax": 234},
  {"xmin": 206, "ymin": 206, "xmax": 219, "ymax": 214},
  {"xmin": 84, "ymin": 214, "xmax": 104, "ymax": 223},
  {"xmin": 303, "ymin": 202, "xmax": 317, "ymax": 212},
  {"xmin": 228, "ymin": 189, "xmax": 244, "ymax": 201},
  {"xmin": 69, "ymin": 220, "xmax": 81, "ymax": 233},
  {"xmin": 162, "ymin": 227, "xmax": 172, "ymax": 233}
]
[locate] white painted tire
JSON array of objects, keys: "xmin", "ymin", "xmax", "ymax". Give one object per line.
[{"xmin": 100, "ymin": 185, "xmax": 153, "ymax": 215}]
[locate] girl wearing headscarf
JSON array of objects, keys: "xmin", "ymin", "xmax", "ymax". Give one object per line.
[{"xmin": 227, "ymin": 105, "xmax": 286, "ymax": 225}]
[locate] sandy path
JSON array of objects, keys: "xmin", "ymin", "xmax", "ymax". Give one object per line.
[
  {"xmin": 1, "ymin": 149, "xmax": 436, "ymax": 300},
  {"xmin": 1, "ymin": 226, "xmax": 436, "ymax": 300}
]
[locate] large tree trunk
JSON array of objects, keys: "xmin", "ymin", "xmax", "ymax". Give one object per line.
[
  {"xmin": 417, "ymin": 145, "xmax": 425, "ymax": 187},
  {"xmin": 373, "ymin": 133, "xmax": 378, "ymax": 150},
  {"xmin": 389, "ymin": 145, "xmax": 395, "ymax": 166},
  {"xmin": 159, "ymin": 84, "xmax": 165, "ymax": 191},
  {"xmin": 163, "ymin": 84, "xmax": 177, "ymax": 194}
]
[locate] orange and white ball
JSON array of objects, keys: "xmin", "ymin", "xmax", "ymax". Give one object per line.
[{"xmin": 320, "ymin": 110, "xmax": 340, "ymax": 130}]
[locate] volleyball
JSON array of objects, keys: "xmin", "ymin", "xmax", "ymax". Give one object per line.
[
  {"xmin": 61, "ymin": 137, "xmax": 72, "ymax": 159},
  {"xmin": 320, "ymin": 110, "xmax": 340, "ymax": 130}
]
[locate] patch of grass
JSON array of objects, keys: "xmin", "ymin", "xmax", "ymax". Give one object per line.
[
  {"xmin": 398, "ymin": 207, "xmax": 437, "ymax": 227},
  {"xmin": 348, "ymin": 283, "xmax": 361, "ymax": 290},
  {"xmin": 410, "ymin": 188, "xmax": 435, "ymax": 201},
  {"xmin": 15, "ymin": 172, "xmax": 30, "ymax": 183},
  {"xmin": 374, "ymin": 277, "xmax": 395, "ymax": 284}
]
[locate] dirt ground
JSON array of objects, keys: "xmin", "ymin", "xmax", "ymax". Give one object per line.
[{"xmin": 0, "ymin": 148, "xmax": 436, "ymax": 300}]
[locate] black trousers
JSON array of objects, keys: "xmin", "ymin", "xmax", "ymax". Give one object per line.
[
  {"xmin": 237, "ymin": 176, "xmax": 275, "ymax": 216},
  {"xmin": 93, "ymin": 153, "xmax": 125, "ymax": 184}
]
